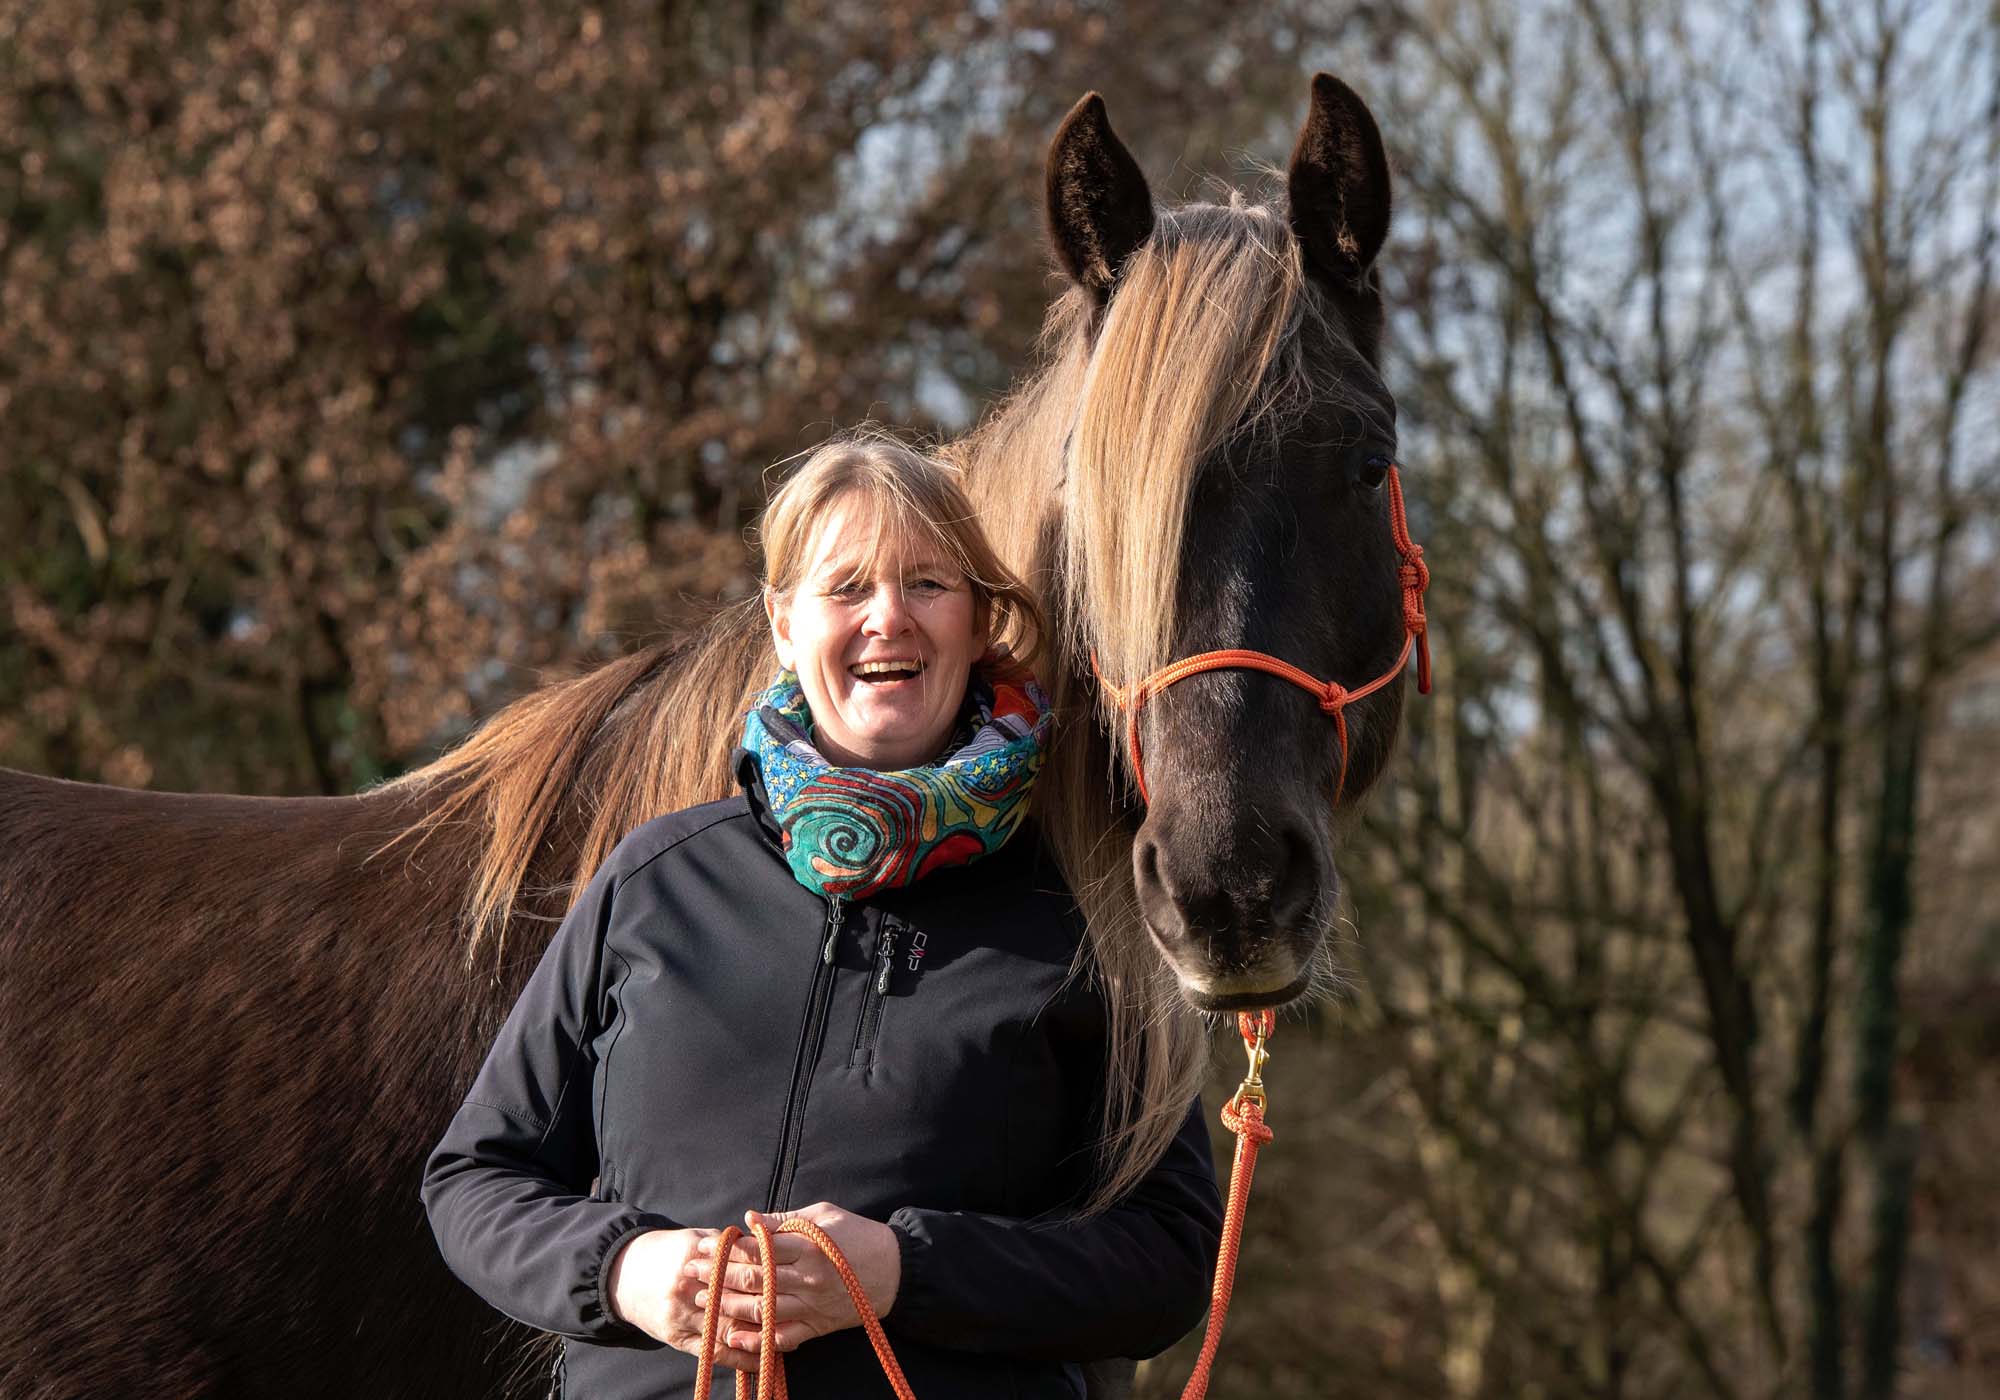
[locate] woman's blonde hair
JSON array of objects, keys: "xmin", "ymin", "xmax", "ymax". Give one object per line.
[{"xmin": 755, "ymin": 431, "xmax": 1046, "ymax": 675}]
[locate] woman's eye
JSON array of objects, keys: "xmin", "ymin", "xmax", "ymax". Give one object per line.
[
  {"xmin": 908, "ymin": 577, "xmax": 949, "ymax": 594},
  {"xmin": 827, "ymin": 581, "xmax": 868, "ymax": 600}
]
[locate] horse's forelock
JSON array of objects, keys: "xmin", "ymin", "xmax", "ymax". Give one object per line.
[{"xmin": 1060, "ymin": 199, "xmax": 1320, "ymax": 711}]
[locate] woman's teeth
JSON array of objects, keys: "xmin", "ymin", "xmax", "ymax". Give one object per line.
[{"xmin": 850, "ymin": 659, "xmax": 923, "ymax": 680}]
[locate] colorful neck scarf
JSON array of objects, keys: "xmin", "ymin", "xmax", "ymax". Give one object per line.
[{"xmin": 741, "ymin": 653, "xmax": 1052, "ymax": 900}]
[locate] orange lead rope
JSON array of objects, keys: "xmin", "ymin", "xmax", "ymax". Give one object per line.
[
  {"xmin": 690, "ymin": 1010, "xmax": 1278, "ymax": 1400},
  {"xmin": 1179, "ymin": 1009, "xmax": 1276, "ymax": 1400}
]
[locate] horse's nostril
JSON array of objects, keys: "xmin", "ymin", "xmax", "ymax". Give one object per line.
[
  {"xmin": 1133, "ymin": 830, "xmax": 1192, "ymax": 948},
  {"xmin": 1139, "ymin": 812, "xmax": 1323, "ymax": 946},
  {"xmin": 1137, "ymin": 833, "xmax": 1164, "ymax": 896},
  {"xmin": 1268, "ymin": 825, "xmax": 1322, "ymax": 930}
]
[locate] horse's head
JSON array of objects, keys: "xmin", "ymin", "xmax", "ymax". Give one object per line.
[{"xmin": 1049, "ymin": 75, "xmax": 1419, "ymax": 1011}]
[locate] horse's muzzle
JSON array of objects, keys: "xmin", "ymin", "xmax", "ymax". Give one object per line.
[{"xmin": 1132, "ymin": 806, "xmax": 1332, "ymax": 1006}]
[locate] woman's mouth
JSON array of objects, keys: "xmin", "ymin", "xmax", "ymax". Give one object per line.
[{"xmin": 849, "ymin": 658, "xmax": 925, "ymax": 684}]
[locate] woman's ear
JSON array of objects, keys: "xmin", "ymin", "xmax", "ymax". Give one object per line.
[{"xmin": 764, "ymin": 588, "xmax": 795, "ymax": 671}]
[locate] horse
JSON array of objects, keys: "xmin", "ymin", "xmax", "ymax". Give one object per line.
[{"xmin": 0, "ymin": 74, "xmax": 1411, "ymax": 1398}]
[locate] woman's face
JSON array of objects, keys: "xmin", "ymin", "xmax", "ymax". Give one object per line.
[{"xmin": 766, "ymin": 495, "xmax": 989, "ymax": 770}]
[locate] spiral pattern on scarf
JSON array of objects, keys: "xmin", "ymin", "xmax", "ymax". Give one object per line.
[{"xmin": 741, "ymin": 652, "xmax": 1050, "ymax": 900}]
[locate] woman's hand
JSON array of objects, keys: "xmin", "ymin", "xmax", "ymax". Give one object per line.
[
  {"xmin": 606, "ymin": 1227, "xmax": 763, "ymax": 1372},
  {"xmin": 683, "ymin": 1203, "xmax": 903, "ymax": 1354}
]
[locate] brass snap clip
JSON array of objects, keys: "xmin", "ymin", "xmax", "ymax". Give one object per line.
[{"xmin": 1231, "ymin": 1008, "xmax": 1274, "ymax": 1111}]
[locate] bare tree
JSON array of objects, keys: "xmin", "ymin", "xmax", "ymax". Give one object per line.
[{"xmin": 1330, "ymin": 0, "xmax": 2000, "ymax": 1393}]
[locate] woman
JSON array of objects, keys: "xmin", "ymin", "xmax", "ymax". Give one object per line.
[{"xmin": 420, "ymin": 435, "xmax": 1222, "ymax": 1399}]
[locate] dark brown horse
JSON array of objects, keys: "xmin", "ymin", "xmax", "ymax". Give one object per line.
[{"xmin": 0, "ymin": 76, "xmax": 1409, "ymax": 1398}]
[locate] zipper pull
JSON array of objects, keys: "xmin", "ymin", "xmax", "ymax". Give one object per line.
[
  {"xmin": 821, "ymin": 896, "xmax": 846, "ymax": 964},
  {"xmin": 874, "ymin": 924, "xmax": 898, "ymax": 995}
]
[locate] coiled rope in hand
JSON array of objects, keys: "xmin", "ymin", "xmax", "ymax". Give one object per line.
[
  {"xmin": 692, "ymin": 1010, "xmax": 1278, "ymax": 1400},
  {"xmin": 692, "ymin": 1213, "xmax": 914, "ymax": 1400}
]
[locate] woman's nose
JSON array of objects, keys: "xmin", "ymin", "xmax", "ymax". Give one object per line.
[{"xmin": 861, "ymin": 583, "xmax": 910, "ymax": 636}]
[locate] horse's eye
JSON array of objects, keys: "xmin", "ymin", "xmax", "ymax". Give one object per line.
[{"xmin": 1359, "ymin": 454, "xmax": 1392, "ymax": 490}]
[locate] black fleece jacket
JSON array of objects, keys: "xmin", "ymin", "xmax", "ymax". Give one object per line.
[{"xmin": 420, "ymin": 753, "xmax": 1222, "ymax": 1400}]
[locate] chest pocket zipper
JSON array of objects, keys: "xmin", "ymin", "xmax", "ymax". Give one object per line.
[{"xmin": 849, "ymin": 915, "xmax": 900, "ymax": 1068}]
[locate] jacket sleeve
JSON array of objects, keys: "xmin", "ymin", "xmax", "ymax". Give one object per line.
[
  {"xmin": 420, "ymin": 850, "xmax": 678, "ymax": 1342},
  {"xmin": 883, "ymin": 1094, "xmax": 1222, "ymax": 1361}
]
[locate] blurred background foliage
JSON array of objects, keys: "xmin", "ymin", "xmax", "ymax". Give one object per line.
[{"xmin": 3, "ymin": 0, "xmax": 1997, "ymax": 1396}]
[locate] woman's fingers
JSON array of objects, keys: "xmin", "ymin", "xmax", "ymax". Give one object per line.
[
  {"xmin": 671, "ymin": 1217, "xmax": 868, "ymax": 1356},
  {"xmin": 686, "ymin": 1257, "xmax": 744, "ymax": 1291},
  {"xmin": 694, "ymin": 1287, "xmax": 809, "ymax": 1326},
  {"xmin": 697, "ymin": 1232, "xmax": 811, "ymax": 1266},
  {"xmin": 722, "ymin": 1320, "xmax": 816, "ymax": 1354},
  {"xmin": 705, "ymin": 1340, "xmax": 765, "ymax": 1372},
  {"xmin": 663, "ymin": 1284, "xmax": 763, "ymax": 1370},
  {"xmin": 686, "ymin": 1259, "xmax": 813, "ymax": 1294}
]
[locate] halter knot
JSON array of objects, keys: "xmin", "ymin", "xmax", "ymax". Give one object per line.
[
  {"xmin": 1400, "ymin": 554, "xmax": 1429, "ymax": 597},
  {"xmin": 1315, "ymin": 685, "xmax": 1347, "ymax": 716}
]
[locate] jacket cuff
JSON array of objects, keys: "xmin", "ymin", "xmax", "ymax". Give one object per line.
[
  {"xmin": 586, "ymin": 1212, "xmax": 678, "ymax": 1340},
  {"xmin": 883, "ymin": 1212, "xmax": 951, "ymax": 1333}
]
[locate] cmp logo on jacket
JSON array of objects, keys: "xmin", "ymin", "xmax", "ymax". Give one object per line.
[{"xmin": 866, "ymin": 913, "xmax": 934, "ymax": 999}]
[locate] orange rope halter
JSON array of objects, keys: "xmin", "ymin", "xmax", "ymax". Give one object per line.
[
  {"xmin": 1094, "ymin": 463, "xmax": 1432, "ymax": 805},
  {"xmin": 688, "ymin": 1010, "xmax": 1280, "ymax": 1400}
]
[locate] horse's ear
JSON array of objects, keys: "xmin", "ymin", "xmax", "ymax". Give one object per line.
[
  {"xmin": 1287, "ymin": 73, "xmax": 1392, "ymax": 291},
  {"xmin": 1045, "ymin": 92, "xmax": 1155, "ymax": 298}
]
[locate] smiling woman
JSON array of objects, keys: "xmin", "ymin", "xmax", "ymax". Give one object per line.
[
  {"xmin": 771, "ymin": 528, "xmax": 980, "ymax": 770},
  {"xmin": 756, "ymin": 436, "xmax": 1041, "ymax": 771},
  {"xmin": 420, "ymin": 431, "xmax": 1221, "ymax": 1400}
]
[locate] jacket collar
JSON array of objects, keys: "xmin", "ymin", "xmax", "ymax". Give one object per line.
[{"xmin": 732, "ymin": 745, "xmax": 787, "ymax": 851}]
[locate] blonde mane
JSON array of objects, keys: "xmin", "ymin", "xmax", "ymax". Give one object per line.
[
  {"xmin": 387, "ymin": 192, "xmax": 1326, "ymax": 1210},
  {"xmin": 1065, "ymin": 201, "xmax": 1320, "ymax": 694}
]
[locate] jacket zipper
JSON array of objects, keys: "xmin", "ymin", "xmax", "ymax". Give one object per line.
[
  {"xmin": 850, "ymin": 916, "xmax": 898, "ymax": 1068},
  {"xmin": 766, "ymin": 894, "xmax": 844, "ymax": 1211}
]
